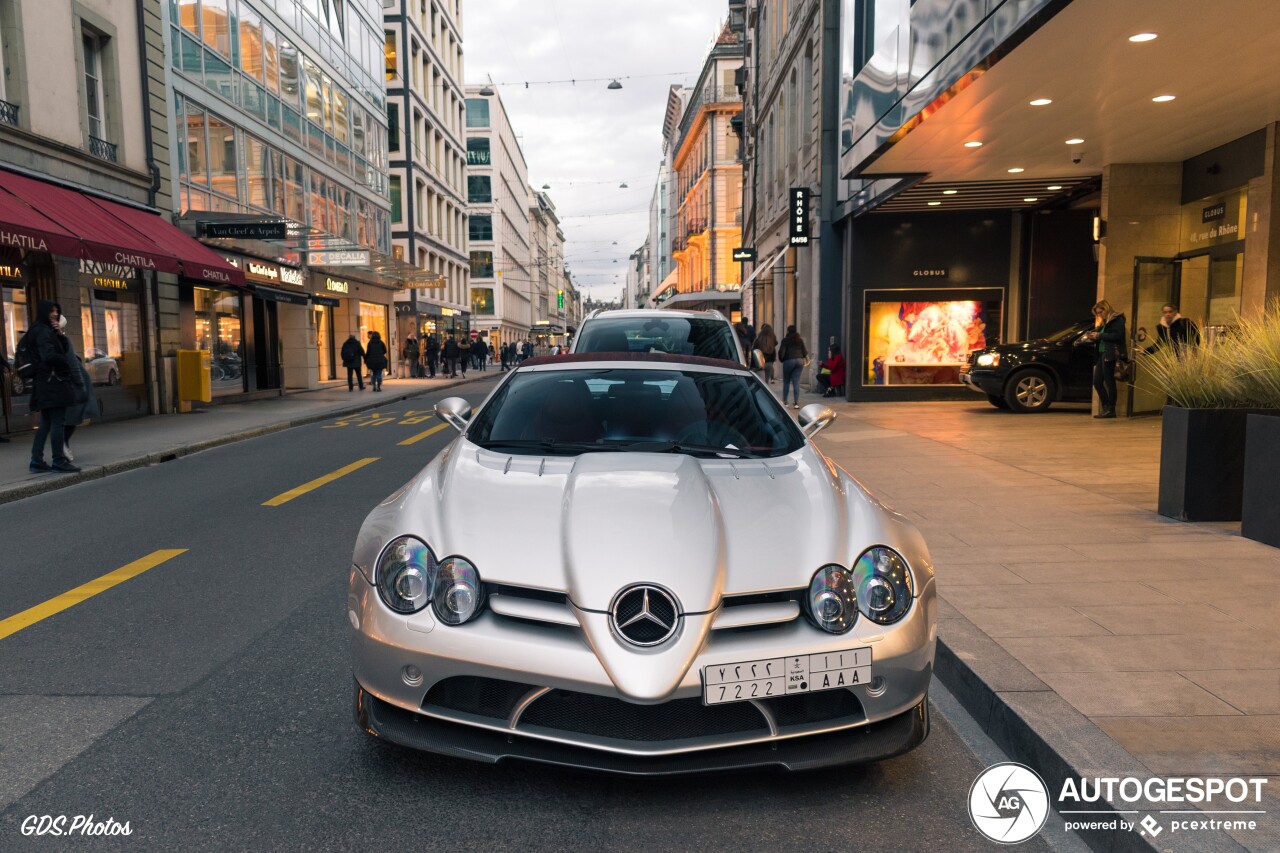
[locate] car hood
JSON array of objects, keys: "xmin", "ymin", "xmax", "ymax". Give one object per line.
[{"xmin": 367, "ymin": 441, "xmax": 891, "ymax": 613}]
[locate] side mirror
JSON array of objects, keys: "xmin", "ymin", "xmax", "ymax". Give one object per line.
[
  {"xmin": 797, "ymin": 403, "xmax": 837, "ymax": 439},
  {"xmin": 435, "ymin": 397, "xmax": 472, "ymax": 432}
]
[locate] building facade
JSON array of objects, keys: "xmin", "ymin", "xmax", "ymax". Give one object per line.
[
  {"xmin": 646, "ymin": 85, "xmax": 686, "ymax": 306},
  {"xmin": 164, "ymin": 0, "xmax": 400, "ymax": 397},
  {"xmin": 0, "ymin": 0, "xmax": 244, "ymax": 433},
  {"xmin": 835, "ymin": 0, "xmax": 1280, "ymax": 410},
  {"xmin": 528, "ymin": 190, "xmax": 567, "ymax": 347},
  {"xmin": 464, "ymin": 84, "xmax": 530, "ymax": 351},
  {"xmin": 386, "ymin": 0, "xmax": 470, "ymax": 350},
  {"xmin": 665, "ymin": 18, "xmax": 745, "ymax": 314}
]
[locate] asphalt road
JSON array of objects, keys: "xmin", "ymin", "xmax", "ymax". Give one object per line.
[{"xmin": 0, "ymin": 378, "xmax": 1054, "ymax": 852}]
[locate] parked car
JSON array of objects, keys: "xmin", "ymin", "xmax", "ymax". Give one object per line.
[
  {"xmin": 960, "ymin": 321, "xmax": 1095, "ymax": 412},
  {"xmin": 350, "ymin": 352, "xmax": 937, "ymax": 773},
  {"xmin": 572, "ymin": 308, "xmax": 744, "ymax": 364},
  {"xmin": 84, "ymin": 348, "xmax": 120, "ymax": 386}
]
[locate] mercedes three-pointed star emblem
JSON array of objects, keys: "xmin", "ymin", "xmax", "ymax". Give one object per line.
[{"xmin": 610, "ymin": 584, "xmax": 681, "ymax": 647}]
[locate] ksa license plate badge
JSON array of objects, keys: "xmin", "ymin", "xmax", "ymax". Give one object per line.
[{"xmin": 702, "ymin": 647, "xmax": 872, "ymax": 705}]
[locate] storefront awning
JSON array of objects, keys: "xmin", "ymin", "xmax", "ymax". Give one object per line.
[
  {"xmin": 661, "ymin": 290, "xmax": 743, "ymax": 308},
  {"xmin": 253, "ymin": 285, "xmax": 310, "ymax": 305},
  {"xmin": 0, "ymin": 170, "xmax": 244, "ymax": 285},
  {"xmin": 0, "ymin": 184, "xmax": 83, "ymax": 257}
]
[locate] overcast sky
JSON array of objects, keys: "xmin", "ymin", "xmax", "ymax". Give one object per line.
[{"xmin": 463, "ymin": 0, "xmax": 729, "ymax": 301}]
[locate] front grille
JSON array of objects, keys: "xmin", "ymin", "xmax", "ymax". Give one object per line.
[
  {"xmin": 424, "ymin": 676, "xmax": 538, "ymax": 721},
  {"xmin": 764, "ymin": 689, "xmax": 863, "ymax": 728},
  {"xmin": 520, "ymin": 690, "xmax": 768, "ymax": 742}
]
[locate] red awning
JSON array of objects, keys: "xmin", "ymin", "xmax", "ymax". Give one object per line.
[
  {"xmin": 0, "ymin": 183, "xmax": 85, "ymax": 258},
  {"xmin": 99, "ymin": 201, "xmax": 244, "ymax": 286}
]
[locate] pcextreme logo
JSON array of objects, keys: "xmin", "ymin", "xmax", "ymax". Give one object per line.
[{"xmin": 969, "ymin": 763, "xmax": 1050, "ymax": 844}]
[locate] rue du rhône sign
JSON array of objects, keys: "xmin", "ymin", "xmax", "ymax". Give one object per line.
[
  {"xmin": 1182, "ymin": 187, "xmax": 1245, "ymax": 251},
  {"xmin": 789, "ymin": 187, "xmax": 811, "ymax": 247},
  {"xmin": 199, "ymin": 221, "xmax": 288, "ymax": 240}
]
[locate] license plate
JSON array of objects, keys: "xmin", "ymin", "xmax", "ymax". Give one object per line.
[{"xmin": 702, "ymin": 647, "xmax": 872, "ymax": 705}]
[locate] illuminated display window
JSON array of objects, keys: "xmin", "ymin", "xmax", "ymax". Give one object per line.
[{"xmin": 864, "ymin": 288, "xmax": 1003, "ymax": 386}]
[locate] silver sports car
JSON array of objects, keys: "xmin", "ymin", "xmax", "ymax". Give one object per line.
[{"xmin": 349, "ymin": 352, "xmax": 937, "ymax": 774}]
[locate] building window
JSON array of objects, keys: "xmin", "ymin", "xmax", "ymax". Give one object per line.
[
  {"xmin": 469, "ymin": 250, "xmax": 493, "ymax": 278},
  {"xmin": 471, "ymin": 288, "xmax": 495, "ymax": 315},
  {"xmin": 82, "ymin": 31, "xmax": 106, "ymax": 140},
  {"xmin": 384, "ymin": 30, "xmax": 396, "ymax": 80},
  {"xmin": 465, "ymin": 98, "xmax": 489, "ymax": 128},
  {"xmin": 200, "ymin": 0, "xmax": 231, "ymax": 58},
  {"xmin": 390, "ymin": 175, "xmax": 402, "ymax": 223},
  {"xmin": 468, "ymin": 214, "xmax": 492, "ymax": 242},
  {"xmin": 466, "ymin": 137, "xmax": 490, "ymax": 167},
  {"xmin": 853, "ymin": 0, "xmax": 875, "ymax": 76},
  {"xmin": 387, "ymin": 103, "xmax": 399, "ymax": 151},
  {"xmin": 467, "ymin": 175, "xmax": 491, "ymax": 203}
]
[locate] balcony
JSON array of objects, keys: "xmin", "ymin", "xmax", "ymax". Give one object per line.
[
  {"xmin": 0, "ymin": 99, "xmax": 18, "ymax": 127},
  {"xmin": 89, "ymin": 135, "xmax": 118, "ymax": 163}
]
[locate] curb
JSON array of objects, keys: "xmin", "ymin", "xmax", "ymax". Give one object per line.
[
  {"xmin": 932, "ymin": 598, "xmax": 1248, "ymax": 853},
  {"xmin": 0, "ymin": 374, "xmax": 493, "ymax": 506}
]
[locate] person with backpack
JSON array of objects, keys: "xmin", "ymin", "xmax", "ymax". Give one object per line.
[
  {"xmin": 25, "ymin": 300, "xmax": 81, "ymax": 473},
  {"xmin": 341, "ymin": 334, "xmax": 365, "ymax": 391}
]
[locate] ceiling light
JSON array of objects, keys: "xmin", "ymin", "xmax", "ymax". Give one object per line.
[
  {"xmin": 1065, "ymin": 138, "xmax": 1085, "ymax": 145},
  {"xmin": 541, "ymin": 183, "xmax": 550, "ymax": 189},
  {"xmin": 1047, "ymin": 185, "xmax": 1063, "ymax": 191},
  {"xmin": 1152, "ymin": 94, "xmax": 1176, "ymax": 102},
  {"xmin": 1008, "ymin": 167, "xmax": 1024, "ymax": 173},
  {"xmin": 1128, "ymin": 32, "xmax": 1158, "ymax": 42},
  {"xmin": 1029, "ymin": 98, "xmax": 1052, "ymax": 106},
  {"xmin": 927, "ymin": 201, "xmax": 942, "ymax": 206},
  {"xmin": 963, "ymin": 141, "xmax": 983, "ymax": 148},
  {"xmin": 478, "ymin": 85, "xmax": 495, "ymax": 96},
  {"xmin": 607, "ymin": 79, "xmax": 623, "ymax": 90},
  {"xmin": 1023, "ymin": 197, "xmax": 1039, "ymax": 202},
  {"xmin": 942, "ymin": 189, "xmax": 958, "ymax": 195}
]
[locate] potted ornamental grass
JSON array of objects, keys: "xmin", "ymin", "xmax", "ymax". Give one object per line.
[{"xmin": 1139, "ymin": 302, "xmax": 1280, "ymax": 534}]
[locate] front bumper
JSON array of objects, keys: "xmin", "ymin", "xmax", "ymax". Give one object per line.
[
  {"xmin": 349, "ymin": 567, "xmax": 936, "ymax": 770},
  {"xmin": 355, "ymin": 681, "xmax": 930, "ymax": 775},
  {"xmin": 960, "ymin": 369, "xmax": 1002, "ymax": 395}
]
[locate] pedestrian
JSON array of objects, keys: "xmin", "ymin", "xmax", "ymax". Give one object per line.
[
  {"xmin": 402, "ymin": 335, "xmax": 420, "ymax": 379},
  {"xmin": 27, "ymin": 300, "xmax": 81, "ymax": 473},
  {"xmin": 1086, "ymin": 300, "xmax": 1127, "ymax": 419},
  {"xmin": 734, "ymin": 318, "xmax": 753, "ymax": 365},
  {"xmin": 499, "ymin": 341, "xmax": 510, "ymax": 371},
  {"xmin": 777, "ymin": 324, "xmax": 808, "ymax": 410},
  {"xmin": 442, "ymin": 334, "xmax": 460, "ymax": 378},
  {"xmin": 475, "ymin": 338, "xmax": 488, "ymax": 372},
  {"xmin": 752, "ymin": 323, "xmax": 778, "ymax": 383},
  {"xmin": 57, "ymin": 314, "xmax": 99, "ymax": 462},
  {"xmin": 364, "ymin": 330, "xmax": 388, "ymax": 392},
  {"xmin": 457, "ymin": 335, "xmax": 471, "ymax": 377},
  {"xmin": 1147, "ymin": 303, "xmax": 1201, "ymax": 357},
  {"xmin": 521, "ymin": 339, "xmax": 534, "ymax": 362},
  {"xmin": 424, "ymin": 334, "xmax": 439, "ymax": 378},
  {"xmin": 341, "ymin": 334, "xmax": 365, "ymax": 391},
  {"xmin": 815, "ymin": 344, "xmax": 846, "ymax": 398}
]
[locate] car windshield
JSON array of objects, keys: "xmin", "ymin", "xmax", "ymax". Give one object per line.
[
  {"xmin": 467, "ymin": 368, "xmax": 804, "ymax": 458},
  {"xmin": 1043, "ymin": 323, "xmax": 1089, "ymax": 342},
  {"xmin": 574, "ymin": 317, "xmax": 739, "ymax": 362}
]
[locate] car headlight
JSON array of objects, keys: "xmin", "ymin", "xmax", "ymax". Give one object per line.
[
  {"xmin": 976, "ymin": 352, "xmax": 1000, "ymax": 367},
  {"xmin": 432, "ymin": 557, "xmax": 484, "ymax": 625},
  {"xmin": 851, "ymin": 546, "xmax": 914, "ymax": 624},
  {"xmin": 376, "ymin": 536, "xmax": 436, "ymax": 614},
  {"xmin": 805, "ymin": 564, "xmax": 857, "ymax": 634}
]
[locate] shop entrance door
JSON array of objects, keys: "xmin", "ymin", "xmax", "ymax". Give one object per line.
[{"xmin": 1130, "ymin": 257, "xmax": 1181, "ymax": 415}]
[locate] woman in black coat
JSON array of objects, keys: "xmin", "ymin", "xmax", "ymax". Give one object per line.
[
  {"xmin": 1087, "ymin": 300, "xmax": 1127, "ymax": 419},
  {"xmin": 27, "ymin": 299, "xmax": 81, "ymax": 473},
  {"xmin": 340, "ymin": 334, "xmax": 365, "ymax": 391},
  {"xmin": 363, "ymin": 331, "xmax": 388, "ymax": 391}
]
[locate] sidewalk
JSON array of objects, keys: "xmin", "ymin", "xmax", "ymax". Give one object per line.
[
  {"xmin": 0, "ymin": 370, "xmax": 501, "ymax": 505},
  {"xmin": 810, "ymin": 397, "xmax": 1279, "ymax": 852}
]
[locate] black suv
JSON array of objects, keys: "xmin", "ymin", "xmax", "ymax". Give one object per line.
[{"xmin": 960, "ymin": 322, "xmax": 1095, "ymax": 412}]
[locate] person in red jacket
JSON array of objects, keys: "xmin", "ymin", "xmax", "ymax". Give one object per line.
[{"xmin": 816, "ymin": 344, "xmax": 845, "ymax": 398}]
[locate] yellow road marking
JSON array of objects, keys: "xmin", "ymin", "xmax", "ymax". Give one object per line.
[
  {"xmin": 398, "ymin": 422, "xmax": 450, "ymax": 445},
  {"xmin": 0, "ymin": 549, "xmax": 187, "ymax": 642},
  {"xmin": 263, "ymin": 457, "xmax": 379, "ymax": 506}
]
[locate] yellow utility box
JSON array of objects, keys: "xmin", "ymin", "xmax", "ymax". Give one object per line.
[{"xmin": 177, "ymin": 349, "xmax": 211, "ymax": 404}]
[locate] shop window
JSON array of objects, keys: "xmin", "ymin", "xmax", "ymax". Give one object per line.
[
  {"xmin": 468, "ymin": 214, "xmax": 492, "ymax": 242},
  {"xmin": 469, "ymin": 250, "xmax": 493, "ymax": 279},
  {"xmin": 863, "ymin": 289, "xmax": 1003, "ymax": 387},
  {"xmin": 358, "ymin": 301, "xmax": 387, "ymax": 352},
  {"xmin": 467, "ymin": 174, "xmax": 491, "ymax": 203},
  {"xmin": 194, "ymin": 286, "xmax": 244, "ymax": 395},
  {"xmin": 465, "ymin": 98, "xmax": 489, "ymax": 128},
  {"xmin": 466, "ymin": 137, "xmax": 490, "ymax": 167}
]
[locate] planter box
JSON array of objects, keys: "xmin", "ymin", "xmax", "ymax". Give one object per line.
[
  {"xmin": 1242, "ymin": 413, "xmax": 1280, "ymax": 547},
  {"xmin": 1158, "ymin": 406, "xmax": 1258, "ymax": 522}
]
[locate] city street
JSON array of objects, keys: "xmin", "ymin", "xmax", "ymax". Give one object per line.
[{"xmin": 0, "ymin": 379, "xmax": 1066, "ymax": 852}]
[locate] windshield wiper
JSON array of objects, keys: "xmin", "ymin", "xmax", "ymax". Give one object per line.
[
  {"xmin": 474, "ymin": 438, "xmax": 622, "ymax": 454},
  {"xmin": 617, "ymin": 440, "xmax": 761, "ymax": 459}
]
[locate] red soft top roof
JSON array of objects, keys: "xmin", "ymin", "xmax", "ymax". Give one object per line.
[{"xmin": 519, "ymin": 351, "xmax": 748, "ymax": 371}]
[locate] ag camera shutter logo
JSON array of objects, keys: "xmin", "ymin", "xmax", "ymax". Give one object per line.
[{"xmin": 969, "ymin": 762, "xmax": 1050, "ymax": 844}]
